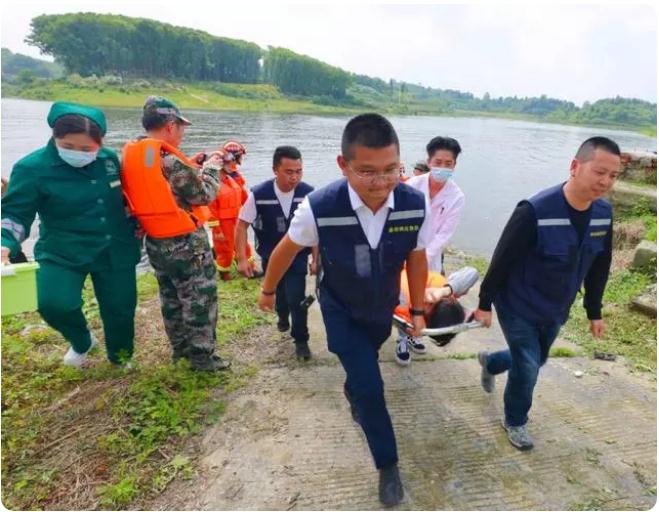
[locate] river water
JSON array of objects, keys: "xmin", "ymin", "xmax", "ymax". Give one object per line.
[{"xmin": 1, "ymin": 98, "xmax": 655, "ymax": 257}]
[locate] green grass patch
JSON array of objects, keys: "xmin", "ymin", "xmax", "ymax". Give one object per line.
[
  {"xmin": 562, "ymin": 268, "xmax": 656, "ymax": 373},
  {"xmin": 1, "ymin": 271, "xmax": 264, "ymax": 510},
  {"xmin": 549, "ymin": 347, "xmax": 578, "ymax": 358}
]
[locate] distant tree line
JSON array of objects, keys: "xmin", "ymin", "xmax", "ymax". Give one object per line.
[
  {"xmin": 26, "ymin": 13, "xmax": 350, "ymax": 98},
  {"xmin": 17, "ymin": 13, "xmax": 657, "ymax": 129},
  {"xmin": 1, "ymin": 48, "xmax": 63, "ymax": 81}
]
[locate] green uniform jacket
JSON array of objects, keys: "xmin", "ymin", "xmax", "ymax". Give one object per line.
[{"xmin": 1, "ymin": 138, "xmax": 140, "ymax": 270}]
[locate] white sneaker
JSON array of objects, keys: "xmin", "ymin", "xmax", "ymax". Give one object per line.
[
  {"xmin": 395, "ymin": 336, "xmax": 411, "ymax": 366},
  {"xmin": 63, "ymin": 332, "xmax": 99, "ymax": 368}
]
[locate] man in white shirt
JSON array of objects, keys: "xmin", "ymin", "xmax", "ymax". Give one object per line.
[
  {"xmin": 235, "ymin": 146, "xmax": 316, "ymax": 360},
  {"xmin": 257, "ymin": 114, "xmax": 431, "ymax": 507},
  {"xmin": 395, "ymin": 136, "xmax": 466, "ymax": 366}
]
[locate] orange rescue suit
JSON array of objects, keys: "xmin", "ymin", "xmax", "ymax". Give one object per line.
[
  {"xmin": 121, "ymin": 138, "xmax": 210, "ymax": 238},
  {"xmin": 394, "ymin": 271, "xmax": 447, "ymax": 323},
  {"xmin": 208, "ymin": 173, "xmax": 243, "ymax": 271}
]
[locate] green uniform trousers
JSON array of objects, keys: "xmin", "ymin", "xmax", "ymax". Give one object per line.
[{"xmin": 36, "ymin": 259, "xmax": 137, "ymax": 364}]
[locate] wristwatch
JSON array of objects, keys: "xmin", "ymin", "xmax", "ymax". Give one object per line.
[
  {"xmin": 409, "ymin": 308, "xmax": 425, "ymax": 317},
  {"xmin": 261, "ymin": 288, "xmax": 276, "ymax": 296}
]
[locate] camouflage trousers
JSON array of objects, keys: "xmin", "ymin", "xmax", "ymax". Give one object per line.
[{"xmin": 145, "ymin": 228, "xmax": 218, "ymax": 367}]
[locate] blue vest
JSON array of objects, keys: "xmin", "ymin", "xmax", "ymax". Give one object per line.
[
  {"xmin": 309, "ymin": 179, "xmax": 426, "ymax": 326},
  {"xmin": 496, "ymin": 184, "xmax": 612, "ymax": 325},
  {"xmin": 252, "ymin": 179, "xmax": 313, "ymax": 273}
]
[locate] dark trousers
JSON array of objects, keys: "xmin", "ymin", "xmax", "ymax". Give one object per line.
[
  {"xmin": 37, "ymin": 259, "xmax": 137, "ymax": 364},
  {"xmin": 264, "ymin": 258, "xmax": 308, "ymax": 344},
  {"xmin": 321, "ymin": 303, "xmax": 397, "ymax": 469},
  {"xmin": 485, "ymin": 300, "xmax": 562, "ymax": 427}
]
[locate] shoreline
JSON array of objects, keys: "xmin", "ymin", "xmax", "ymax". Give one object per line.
[{"xmin": 2, "ymin": 83, "xmax": 656, "ymax": 139}]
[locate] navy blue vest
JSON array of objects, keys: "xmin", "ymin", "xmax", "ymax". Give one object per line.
[
  {"xmin": 496, "ymin": 184, "xmax": 612, "ymax": 325},
  {"xmin": 252, "ymin": 179, "xmax": 313, "ymax": 273},
  {"xmin": 309, "ymin": 179, "xmax": 426, "ymax": 326}
]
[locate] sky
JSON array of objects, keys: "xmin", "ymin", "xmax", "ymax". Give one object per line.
[{"xmin": 1, "ymin": 1, "xmax": 656, "ymax": 106}]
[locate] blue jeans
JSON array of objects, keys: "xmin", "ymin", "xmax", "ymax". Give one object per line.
[
  {"xmin": 485, "ymin": 300, "xmax": 562, "ymax": 427},
  {"xmin": 263, "ymin": 258, "xmax": 308, "ymax": 344}
]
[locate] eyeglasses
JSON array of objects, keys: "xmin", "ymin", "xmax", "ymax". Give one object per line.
[{"xmin": 349, "ymin": 166, "xmax": 400, "ymax": 182}]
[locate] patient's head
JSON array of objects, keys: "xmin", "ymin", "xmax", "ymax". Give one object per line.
[{"xmin": 426, "ymin": 300, "xmax": 465, "ymax": 346}]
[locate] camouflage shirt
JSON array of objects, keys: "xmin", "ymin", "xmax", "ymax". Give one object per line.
[
  {"xmin": 161, "ymin": 153, "xmax": 220, "ymax": 210},
  {"xmin": 144, "ymin": 150, "xmax": 220, "ymax": 251}
]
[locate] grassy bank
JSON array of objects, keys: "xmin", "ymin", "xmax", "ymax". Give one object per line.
[
  {"xmin": 1, "ymin": 270, "xmax": 268, "ymax": 510},
  {"xmin": 3, "ymin": 77, "xmax": 657, "ymax": 137},
  {"xmin": 561, "ymin": 199, "xmax": 656, "ymax": 373}
]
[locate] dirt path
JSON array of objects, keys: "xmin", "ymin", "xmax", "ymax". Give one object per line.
[{"xmin": 148, "ymin": 277, "xmax": 657, "ymax": 510}]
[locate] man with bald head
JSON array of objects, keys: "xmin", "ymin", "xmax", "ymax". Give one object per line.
[{"xmin": 473, "ymin": 136, "xmax": 621, "ymax": 450}]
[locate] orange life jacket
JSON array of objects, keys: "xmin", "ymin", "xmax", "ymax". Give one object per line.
[
  {"xmin": 208, "ymin": 174, "xmax": 243, "ymax": 223},
  {"xmin": 121, "ymin": 138, "xmax": 211, "ymax": 238},
  {"xmin": 394, "ymin": 271, "xmax": 447, "ymax": 322}
]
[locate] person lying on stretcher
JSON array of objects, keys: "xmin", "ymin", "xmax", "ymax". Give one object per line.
[{"xmin": 393, "ymin": 267, "xmax": 479, "ymax": 366}]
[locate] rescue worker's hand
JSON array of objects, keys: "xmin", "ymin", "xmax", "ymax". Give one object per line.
[
  {"xmin": 309, "ymin": 259, "xmax": 318, "ymax": 275},
  {"xmin": 590, "ymin": 319, "xmax": 605, "ymax": 338},
  {"xmin": 192, "ymin": 152, "xmax": 207, "ymax": 165},
  {"xmin": 203, "ymin": 151, "xmax": 224, "ymax": 170},
  {"xmin": 258, "ymin": 291, "xmax": 275, "ymax": 312},
  {"xmin": 473, "ymin": 309, "xmax": 492, "ymax": 328},
  {"xmin": 408, "ymin": 314, "xmax": 426, "ymax": 338},
  {"xmin": 1, "ymin": 247, "xmax": 10, "ymax": 265},
  {"xmin": 424, "ymin": 286, "xmax": 451, "ymax": 304},
  {"xmin": 237, "ymin": 258, "xmax": 254, "ymax": 278}
]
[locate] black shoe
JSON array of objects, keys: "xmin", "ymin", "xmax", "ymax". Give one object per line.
[
  {"xmin": 249, "ymin": 270, "xmax": 264, "ymax": 279},
  {"xmin": 343, "ymin": 384, "xmax": 360, "ymax": 424},
  {"xmin": 295, "ymin": 341, "xmax": 311, "ymax": 360},
  {"xmin": 191, "ymin": 354, "xmax": 231, "ymax": 372},
  {"xmin": 379, "ymin": 464, "xmax": 403, "ymax": 507},
  {"xmin": 277, "ymin": 320, "xmax": 290, "ymax": 333}
]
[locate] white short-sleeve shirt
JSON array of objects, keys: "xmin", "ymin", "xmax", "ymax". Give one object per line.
[
  {"xmin": 288, "ymin": 181, "xmax": 432, "ymax": 250},
  {"xmin": 238, "ymin": 180, "xmax": 296, "ymax": 224}
]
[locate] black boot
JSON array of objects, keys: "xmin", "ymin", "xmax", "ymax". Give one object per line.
[
  {"xmin": 294, "ymin": 341, "xmax": 311, "ymax": 360},
  {"xmin": 277, "ymin": 318, "xmax": 290, "ymax": 333},
  {"xmin": 379, "ymin": 464, "xmax": 403, "ymax": 506}
]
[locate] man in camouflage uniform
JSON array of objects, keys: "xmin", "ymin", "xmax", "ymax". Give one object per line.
[{"xmin": 137, "ymin": 96, "xmax": 229, "ymax": 371}]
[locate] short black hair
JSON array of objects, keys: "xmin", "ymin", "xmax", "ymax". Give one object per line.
[
  {"xmin": 427, "ymin": 301, "xmax": 465, "ymax": 346},
  {"xmin": 141, "ymin": 112, "xmax": 182, "ymax": 132},
  {"xmin": 426, "ymin": 136, "xmax": 462, "ymax": 160},
  {"xmin": 273, "ymin": 145, "xmax": 302, "ymax": 167},
  {"xmin": 52, "ymin": 114, "xmax": 103, "ymax": 145},
  {"xmin": 341, "ymin": 113, "xmax": 399, "ymax": 161},
  {"xmin": 575, "ymin": 136, "xmax": 621, "ymax": 162}
]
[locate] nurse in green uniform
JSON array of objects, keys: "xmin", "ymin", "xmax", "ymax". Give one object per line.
[{"xmin": 1, "ymin": 102, "xmax": 141, "ymax": 367}]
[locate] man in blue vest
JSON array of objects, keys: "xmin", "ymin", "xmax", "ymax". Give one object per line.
[
  {"xmin": 236, "ymin": 146, "xmax": 316, "ymax": 360},
  {"xmin": 474, "ymin": 136, "xmax": 620, "ymax": 450},
  {"xmin": 258, "ymin": 114, "xmax": 431, "ymax": 506}
]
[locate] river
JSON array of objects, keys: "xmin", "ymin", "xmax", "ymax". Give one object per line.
[{"xmin": 1, "ymin": 98, "xmax": 655, "ymax": 257}]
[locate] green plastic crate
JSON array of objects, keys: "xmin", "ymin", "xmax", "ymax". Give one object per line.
[{"xmin": 2, "ymin": 262, "xmax": 39, "ymax": 316}]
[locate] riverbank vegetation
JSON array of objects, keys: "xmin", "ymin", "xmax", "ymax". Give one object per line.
[
  {"xmin": 1, "ymin": 271, "xmax": 268, "ymax": 510},
  {"xmin": 562, "ymin": 198, "xmax": 656, "ymax": 373},
  {"xmin": 1, "ymin": 12, "xmax": 656, "ymax": 135}
]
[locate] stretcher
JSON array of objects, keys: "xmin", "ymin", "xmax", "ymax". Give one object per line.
[{"xmin": 392, "ymin": 313, "xmax": 484, "ymax": 337}]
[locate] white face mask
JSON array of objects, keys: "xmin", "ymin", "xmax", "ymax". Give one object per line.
[
  {"xmin": 57, "ymin": 147, "xmax": 98, "ymax": 168},
  {"xmin": 430, "ymin": 167, "xmax": 453, "ymax": 183}
]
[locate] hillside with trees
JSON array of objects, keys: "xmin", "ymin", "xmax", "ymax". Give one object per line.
[{"xmin": 3, "ymin": 12, "xmax": 655, "ymax": 134}]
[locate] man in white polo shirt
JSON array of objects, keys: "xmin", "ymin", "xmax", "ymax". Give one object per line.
[
  {"xmin": 257, "ymin": 114, "xmax": 431, "ymax": 506},
  {"xmin": 235, "ymin": 146, "xmax": 316, "ymax": 360}
]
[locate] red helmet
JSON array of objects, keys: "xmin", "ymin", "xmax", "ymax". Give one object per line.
[{"xmin": 222, "ymin": 140, "xmax": 247, "ymax": 156}]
